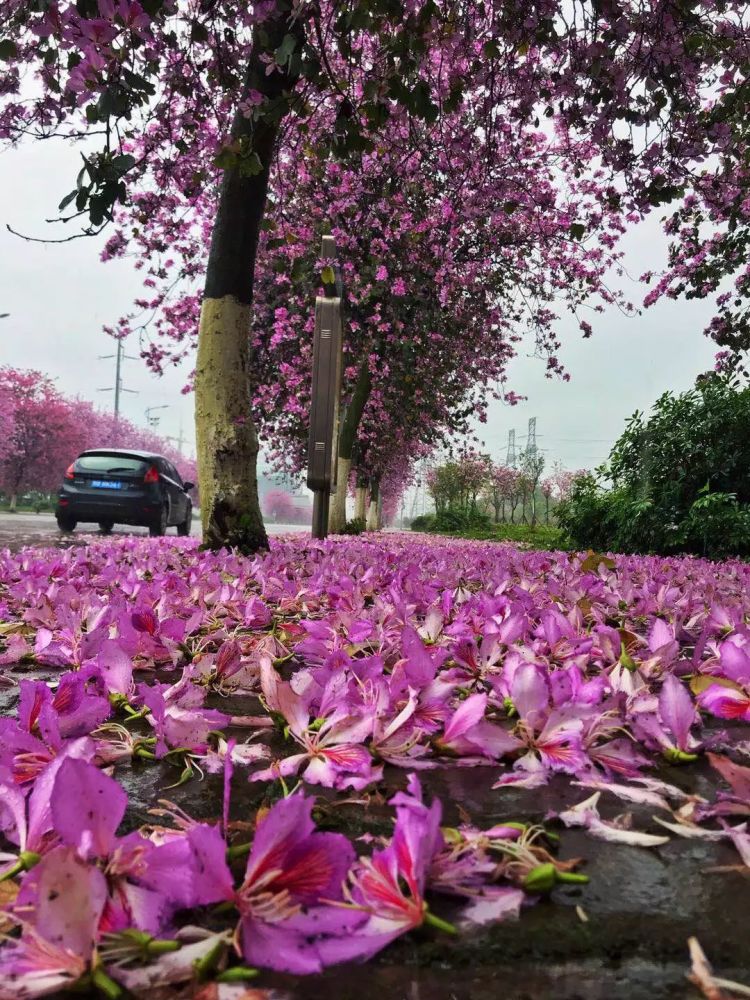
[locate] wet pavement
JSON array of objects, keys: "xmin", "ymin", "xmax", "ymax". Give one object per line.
[
  {"xmin": 0, "ymin": 511, "xmax": 306, "ymax": 551},
  {"xmin": 1, "ymin": 664, "xmax": 747, "ymax": 999}
]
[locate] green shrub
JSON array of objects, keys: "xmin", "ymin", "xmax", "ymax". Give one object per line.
[
  {"xmin": 557, "ymin": 374, "xmax": 750, "ymax": 558},
  {"xmin": 433, "ymin": 507, "xmax": 493, "ymax": 533},
  {"xmin": 557, "ymin": 468, "xmax": 750, "ymax": 558},
  {"xmin": 341, "ymin": 517, "xmax": 367, "ymax": 535},
  {"xmin": 410, "ymin": 513, "xmax": 436, "ymax": 532}
]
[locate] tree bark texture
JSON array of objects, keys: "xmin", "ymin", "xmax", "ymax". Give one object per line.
[
  {"xmin": 196, "ymin": 10, "xmax": 302, "ymax": 553},
  {"xmin": 366, "ymin": 478, "xmax": 380, "ymax": 531},
  {"xmin": 327, "ymin": 360, "xmax": 372, "ymax": 532},
  {"xmin": 354, "ymin": 484, "xmax": 367, "ymax": 521},
  {"xmin": 328, "ymin": 456, "xmax": 351, "ymax": 533}
]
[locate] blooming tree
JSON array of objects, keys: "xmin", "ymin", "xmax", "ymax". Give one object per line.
[
  {"xmin": 3, "ymin": 2, "xmax": 750, "ymax": 549},
  {"xmin": 519, "ymin": 448, "xmax": 545, "ymax": 527},
  {"xmin": 262, "ymin": 487, "xmax": 296, "ymax": 523},
  {"xmin": 484, "ymin": 464, "xmax": 520, "ymax": 524},
  {"xmin": 426, "ymin": 450, "xmax": 491, "ymax": 514},
  {"xmin": 0, "ymin": 368, "xmax": 87, "ymax": 509}
]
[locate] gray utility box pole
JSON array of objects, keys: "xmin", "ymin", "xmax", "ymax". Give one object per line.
[{"xmin": 307, "ymin": 235, "xmax": 343, "ymax": 539}]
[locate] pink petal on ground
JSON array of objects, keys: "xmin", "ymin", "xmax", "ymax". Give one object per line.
[
  {"xmin": 51, "ymin": 757, "xmax": 126, "ymax": 859},
  {"xmin": 510, "ymin": 663, "xmax": 549, "ymax": 727},
  {"xmin": 30, "ymin": 846, "xmax": 108, "ymax": 959},
  {"xmin": 459, "ymin": 887, "xmax": 525, "ymax": 927},
  {"xmin": 573, "ymin": 779, "xmax": 671, "ymax": 812},
  {"xmin": 708, "ymin": 753, "xmax": 750, "ymax": 803},
  {"xmin": 442, "ymin": 693, "xmax": 488, "ymax": 743},
  {"xmin": 659, "ymin": 674, "xmax": 696, "ymax": 750}
]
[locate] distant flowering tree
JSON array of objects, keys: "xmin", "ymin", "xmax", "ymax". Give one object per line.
[
  {"xmin": 0, "ymin": 376, "xmax": 15, "ymax": 449},
  {"xmin": 485, "ymin": 464, "xmax": 520, "ymax": 524},
  {"xmin": 426, "ymin": 451, "xmax": 491, "ymax": 515},
  {"xmin": 263, "ymin": 488, "xmax": 296, "ymax": 524},
  {"xmin": 0, "ymin": 368, "xmax": 86, "ymax": 509}
]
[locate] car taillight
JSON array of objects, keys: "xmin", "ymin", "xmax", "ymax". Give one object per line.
[
  {"xmin": 144, "ymin": 465, "xmax": 159, "ymax": 484},
  {"xmin": 64, "ymin": 463, "xmax": 75, "ymax": 480}
]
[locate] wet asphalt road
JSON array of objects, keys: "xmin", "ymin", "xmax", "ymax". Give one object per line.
[{"xmin": 0, "ymin": 511, "xmax": 305, "ymax": 551}]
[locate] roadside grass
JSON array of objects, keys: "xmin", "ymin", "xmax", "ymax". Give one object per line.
[{"xmin": 416, "ymin": 521, "xmax": 571, "ymax": 550}]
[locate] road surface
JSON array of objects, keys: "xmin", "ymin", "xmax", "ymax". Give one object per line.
[{"xmin": 0, "ymin": 511, "xmax": 306, "ymax": 551}]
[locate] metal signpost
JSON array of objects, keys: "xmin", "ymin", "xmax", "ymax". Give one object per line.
[{"xmin": 307, "ymin": 235, "xmax": 343, "ymax": 539}]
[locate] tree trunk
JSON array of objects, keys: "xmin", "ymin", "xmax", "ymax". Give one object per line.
[
  {"xmin": 328, "ymin": 456, "xmax": 351, "ymax": 533},
  {"xmin": 354, "ymin": 482, "xmax": 367, "ymax": 521},
  {"xmin": 196, "ymin": 10, "xmax": 302, "ymax": 553},
  {"xmin": 366, "ymin": 478, "xmax": 380, "ymax": 531},
  {"xmin": 9, "ymin": 493, "xmax": 17, "ymax": 512},
  {"xmin": 376, "ymin": 493, "xmax": 383, "ymax": 529},
  {"xmin": 328, "ymin": 360, "xmax": 372, "ymax": 533}
]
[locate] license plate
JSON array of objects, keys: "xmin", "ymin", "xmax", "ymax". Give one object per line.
[{"xmin": 91, "ymin": 480, "xmax": 122, "ymax": 489}]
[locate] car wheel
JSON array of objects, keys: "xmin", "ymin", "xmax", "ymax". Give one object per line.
[
  {"xmin": 98, "ymin": 521, "xmax": 114, "ymax": 535},
  {"xmin": 149, "ymin": 504, "xmax": 168, "ymax": 537},
  {"xmin": 177, "ymin": 504, "xmax": 192, "ymax": 537},
  {"xmin": 56, "ymin": 515, "xmax": 76, "ymax": 533}
]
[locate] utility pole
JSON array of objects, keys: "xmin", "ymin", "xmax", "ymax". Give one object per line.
[
  {"xmin": 165, "ymin": 417, "xmax": 188, "ymax": 455},
  {"xmin": 506, "ymin": 429, "xmax": 516, "ymax": 467},
  {"xmin": 99, "ymin": 339, "xmax": 138, "ymax": 426},
  {"xmin": 306, "ymin": 235, "xmax": 344, "ymax": 540},
  {"xmin": 145, "ymin": 405, "xmax": 169, "ymax": 429}
]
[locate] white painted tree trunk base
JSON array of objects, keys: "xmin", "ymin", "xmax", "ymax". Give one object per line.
[
  {"xmin": 354, "ymin": 487, "xmax": 367, "ymax": 522},
  {"xmin": 366, "ymin": 499, "xmax": 379, "ymax": 531},
  {"xmin": 328, "ymin": 457, "xmax": 351, "ymax": 533}
]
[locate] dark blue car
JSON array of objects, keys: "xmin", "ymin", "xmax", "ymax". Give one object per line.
[{"xmin": 56, "ymin": 449, "xmax": 194, "ymax": 536}]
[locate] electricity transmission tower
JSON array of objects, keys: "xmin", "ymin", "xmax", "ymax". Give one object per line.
[{"xmin": 526, "ymin": 417, "xmax": 538, "ymax": 458}]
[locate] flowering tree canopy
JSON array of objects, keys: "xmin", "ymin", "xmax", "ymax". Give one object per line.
[
  {"xmin": 3, "ymin": 2, "xmax": 750, "ymax": 548},
  {"xmin": 262, "ymin": 487, "xmax": 296, "ymax": 523}
]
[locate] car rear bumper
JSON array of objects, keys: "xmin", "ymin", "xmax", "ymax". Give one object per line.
[{"xmin": 57, "ymin": 485, "xmax": 161, "ymax": 526}]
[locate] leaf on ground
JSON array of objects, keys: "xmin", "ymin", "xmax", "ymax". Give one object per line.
[{"xmin": 0, "ymin": 879, "xmax": 19, "ymax": 932}]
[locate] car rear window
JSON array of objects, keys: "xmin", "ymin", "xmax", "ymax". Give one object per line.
[{"xmin": 75, "ymin": 455, "xmax": 147, "ymax": 472}]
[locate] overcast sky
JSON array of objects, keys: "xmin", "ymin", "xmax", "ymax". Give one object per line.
[{"xmin": 1, "ymin": 141, "xmax": 719, "ymax": 474}]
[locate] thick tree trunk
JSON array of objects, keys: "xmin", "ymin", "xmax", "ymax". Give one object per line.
[
  {"xmin": 366, "ymin": 478, "xmax": 380, "ymax": 531},
  {"xmin": 376, "ymin": 493, "xmax": 383, "ymax": 529},
  {"xmin": 328, "ymin": 456, "xmax": 351, "ymax": 533},
  {"xmin": 196, "ymin": 299, "xmax": 265, "ymax": 550},
  {"xmin": 9, "ymin": 493, "xmax": 17, "ymax": 513},
  {"xmin": 327, "ymin": 360, "xmax": 372, "ymax": 533},
  {"xmin": 196, "ymin": 10, "xmax": 301, "ymax": 553},
  {"xmin": 354, "ymin": 483, "xmax": 367, "ymax": 521}
]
